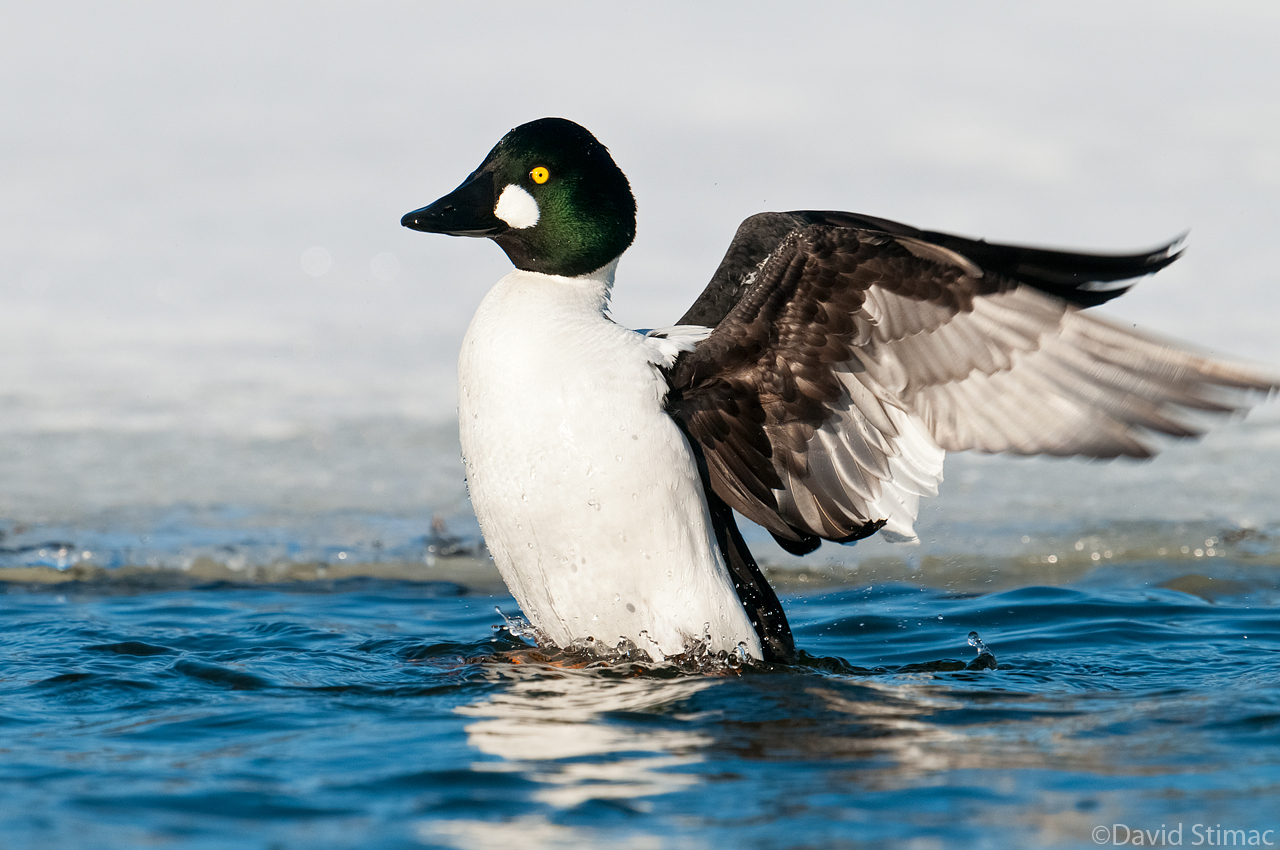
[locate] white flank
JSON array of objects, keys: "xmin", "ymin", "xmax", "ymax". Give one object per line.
[
  {"xmin": 457, "ymin": 265, "xmax": 763, "ymax": 660},
  {"xmin": 494, "ymin": 184, "xmax": 540, "ymax": 229}
]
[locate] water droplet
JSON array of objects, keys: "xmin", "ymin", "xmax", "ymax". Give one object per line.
[{"xmin": 968, "ymin": 631, "xmax": 993, "ymax": 659}]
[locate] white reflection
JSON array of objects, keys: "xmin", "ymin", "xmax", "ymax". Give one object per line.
[
  {"xmin": 418, "ymin": 814, "xmax": 673, "ymax": 850},
  {"xmin": 803, "ymin": 681, "xmax": 971, "ymax": 778},
  {"xmin": 457, "ymin": 670, "xmax": 715, "ymax": 809}
]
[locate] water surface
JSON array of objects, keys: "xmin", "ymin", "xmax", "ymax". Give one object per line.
[{"xmin": 4, "ymin": 416, "xmax": 1279, "ymax": 848}]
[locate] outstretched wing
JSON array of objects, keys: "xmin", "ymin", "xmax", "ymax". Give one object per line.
[
  {"xmin": 665, "ymin": 215, "xmax": 1278, "ymax": 549},
  {"xmin": 677, "ymin": 210, "xmax": 1184, "ymax": 329}
]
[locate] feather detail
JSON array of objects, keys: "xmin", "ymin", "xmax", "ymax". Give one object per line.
[{"xmin": 667, "ymin": 214, "xmax": 1278, "ymax": 547}]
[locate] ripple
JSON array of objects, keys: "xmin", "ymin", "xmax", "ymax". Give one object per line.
[{"xmin": 1, "ymin": 574, "xmax": 1277, "ymax": 849}]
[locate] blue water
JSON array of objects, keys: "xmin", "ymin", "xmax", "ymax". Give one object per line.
[
  {"xmin": 3, "ymin": 415, "xmax": 1279, "ymax": 848},
  {"xmin": 5, "ymin": 565, "xmax": 1279, "ymax": 849}
]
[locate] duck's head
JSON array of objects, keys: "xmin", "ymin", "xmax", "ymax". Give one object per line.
[{"xmin": 402, "ymin": 118, "xmax": 636, "ymax": 278}]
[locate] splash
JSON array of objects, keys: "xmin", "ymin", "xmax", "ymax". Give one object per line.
[
  {"xmin": 967, "ymin": 630, "xmax": 998, "ymax": 670},
  {"xmin": 488, "ymin": 609, "xmax": 757, "ymax": 675},
  {"xmin": 493, "ymin": 607, "xmax": 542, "ymax": 642}
]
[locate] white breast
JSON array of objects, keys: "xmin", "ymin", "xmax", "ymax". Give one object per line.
[{"xmin": 457, "ymin": 266, "xmax": 762, "ymax": 660}]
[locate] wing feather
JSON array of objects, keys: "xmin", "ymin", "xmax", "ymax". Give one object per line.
[{"xmin": 666, "ymin": 214, "xmax": 1279, "ymax": 546}]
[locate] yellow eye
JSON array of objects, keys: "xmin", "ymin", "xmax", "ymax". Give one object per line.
[{"xmin": 530, "ymin": 166, "xmax": 550, "ymax": 184}]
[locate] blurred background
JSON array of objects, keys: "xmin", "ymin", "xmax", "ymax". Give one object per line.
[{"xmin": 2, "ymin": 1, "xmax": 1277, "ymax": 571}]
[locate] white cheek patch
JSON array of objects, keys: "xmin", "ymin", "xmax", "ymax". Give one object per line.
[{"xmin": 494, "ymin": 184, "xmax": 540, "ymax": 229}]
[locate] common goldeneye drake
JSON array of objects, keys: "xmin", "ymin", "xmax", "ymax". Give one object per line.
[{"xmin": 402, "ymin": 117, "xmax": 1278, "ymax": 663}]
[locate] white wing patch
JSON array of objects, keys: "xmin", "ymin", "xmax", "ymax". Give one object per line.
[
  {"xmin": 494, "ymin": 184, "xmax": 540, "ymax": 229},
  {"xmin": 871, "ymin": 405, "xmax": 946, "ymax": 542},
  {"xmin": 774, "ymin": 366, "xmax": 945, "ymax": 544}
]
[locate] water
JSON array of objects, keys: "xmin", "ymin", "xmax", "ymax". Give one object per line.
[
  {"xmin": 4, "ymin": 414, "xmax": 1280, "ymax": 849},
  {"xmin": 5, "ymin": 576, "xmax": 1279, "ymax": 849}
]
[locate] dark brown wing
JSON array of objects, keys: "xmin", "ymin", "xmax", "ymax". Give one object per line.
[{"xmin": 665, "ymin": 221, "xmax": 1278, "ymax": 549}]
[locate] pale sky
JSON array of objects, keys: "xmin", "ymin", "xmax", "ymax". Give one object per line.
[{"xmin": 4, "ymin": 2, "xmax": 1279, "ymax": 436}]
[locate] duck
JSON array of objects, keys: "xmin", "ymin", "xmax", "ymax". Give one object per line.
[{"xmin": 402, "ymin": 117, "xmax": 1278, "ymax": 663}]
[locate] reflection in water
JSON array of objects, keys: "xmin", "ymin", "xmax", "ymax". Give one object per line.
[
  {"xmin": 419, "ymin": 640, "xmax": 1276, "ymax": 848},
  {"xmin": 459, "ymin": 670, "xmax": 715, "ymax": 807},
  {"xmin": 420, "ymin": 667, "xmax": 716, "ymax": 848},
  {"xmin": 420, "ymin": 814, "xmax": 672, "ymax": 850},
  {"xmin": 410, "ymin": 584, "xmax": 1280, "ymax": 847}
]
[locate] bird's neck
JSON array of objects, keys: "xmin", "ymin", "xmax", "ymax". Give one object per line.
[{"xmin": 560, "ymin": 255, "xmax": 620, "ymax": 316}]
